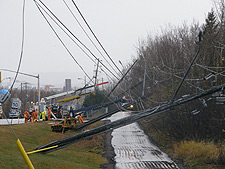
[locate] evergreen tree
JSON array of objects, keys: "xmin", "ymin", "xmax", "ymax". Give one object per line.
[
  {"xmin": 203, "ymin": 9, "xmax": 218, "ymax": 35},
  {"xmin": 83, "ymin": 89, "xmax": 107, "ymax": 107}
]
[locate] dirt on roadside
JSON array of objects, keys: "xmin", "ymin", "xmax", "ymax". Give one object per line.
[{"xmin": 100, "ymin": 121, "xmax": 116, "ymax": 169}]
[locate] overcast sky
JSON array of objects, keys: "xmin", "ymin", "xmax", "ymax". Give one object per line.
[{"xmin": 0, "ymin": 0, "xmax": 213, "ymax": 88}]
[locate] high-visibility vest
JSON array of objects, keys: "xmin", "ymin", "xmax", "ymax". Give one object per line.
[
  {"xmin": 42, "ymin": 111, "xmax": 46, "ymax": 120},
  {"xmin": 48, "ymin": 109, "xmax": 51, "ymax": 116},
  {"xmin": 31, "ymin": 112, "xmax": 35, "ymax": 119},
  {"xmin": 78, "ymin": 115, "xmax": 84, "ymax": 124},
  {"xmin": 24, "ymin": 111, "xmax": 29, "ymax": 119},
  {"xmin": 35, "ymin": 110, "xmax": 38, "ymax": 119}
]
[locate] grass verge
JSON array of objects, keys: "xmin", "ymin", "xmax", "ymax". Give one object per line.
[{"xmin": 0, "ymin": 121, "xmax": 106, "ymax": 169}]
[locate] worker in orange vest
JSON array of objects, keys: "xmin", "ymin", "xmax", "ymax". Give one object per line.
[
  {"xmin": 35, "ymin": 109, "xmax": 38, "ymax": 121},
  {"xmin": 78, "ymin": 115, "xmax": 84, "ymax": 124},
  {"xmin": 24, "ymin": 109, "xmax": 30, "ymax": 123},
  {"xmin": 47, "ymin": 107, "xmax": 51, "ymax": 121},
  {"xmin": 31, "ymin": 110, "xmax": 35, "ymax": 123}
]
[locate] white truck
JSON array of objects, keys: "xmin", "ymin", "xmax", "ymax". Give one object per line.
[{"xmin": 9, "ymin": 98, "xmax": 22, "ymax": 118}]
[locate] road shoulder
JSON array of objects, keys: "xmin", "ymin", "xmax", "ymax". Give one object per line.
[{"xmin": 100, "ymin": 120, "xmax": 116, "ymax": 169}]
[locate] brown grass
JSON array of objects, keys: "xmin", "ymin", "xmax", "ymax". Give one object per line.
[{"xmin": 174, "ymin": 141, "xmax": 225, "ymax": 168}]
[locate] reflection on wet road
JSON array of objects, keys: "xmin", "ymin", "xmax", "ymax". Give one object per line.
[{"xmin": 110, "ymin": 112, "xmax": 178, "ymax": 169}]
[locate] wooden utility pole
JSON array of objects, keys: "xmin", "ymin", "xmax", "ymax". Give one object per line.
[{"xmin": 94, "ymin": 59, "xmax": 100, "ymax": 92}]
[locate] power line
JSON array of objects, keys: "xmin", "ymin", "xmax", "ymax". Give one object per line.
[
  {"xmin": 2, "ymin": 0, "xmax": 27, "ymax": 142},
  {"xmin": 33, "ymin": 0, "xmax": 125, "ymax": 112},
  {"xmin": 170, "ymin": 40, "xmax": 201, "ymax": 103},
  {"xmin": 195, "ymin": 63, "xmax": 225, "ymax": 77},
  {"xmin": 9, "ymin": 0, "xmax": 26, "ymax": 92},
  {"xmin": 34, "ymin": 0, "xmax": 120, "ymax": 88},
  {"xmin": 107, "ymin": 59, "xmax": 138, "ymax": 97},
  {"xmin": 36, "ymin": 0, "xmax": 120, "ymax": 81},
  {"xmin": 34, "ymin": 0, "xmax": 144, "ymax": 114},
  {"xmin": 36, "ymin": 0, "xmax": 139, "ymax": 113},
  {"xmin": 35, "ymin": 83, "xmax": 225, "ymax": 153},
  {"xmin": 62, "ymin": 0, "xmax": 120, "ymax": 77},
  {"xmin": 71, "ymin": 0, "xmax": 123, "ymax": 76},
  {"xmin": 34, "ymin": 1, "xmax": 137, "ymax": 108},
  {"xmin": 34, "ymin": 1, "xmax": 93, "ymax": 83},
  {"xmin": 153, "ymin": 66, "xmax": 205, "ymax": 91}
]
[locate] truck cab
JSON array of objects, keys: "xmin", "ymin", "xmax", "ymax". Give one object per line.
[{"xmin": 51, "ymin": 104, "xmax": 62, "ymax": 118}]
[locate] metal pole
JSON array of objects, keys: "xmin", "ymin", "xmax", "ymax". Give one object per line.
[
  {"xmin": 84, "ymin": 76, "xmax": 86, "ymax": 94},
  {"xmin": 21, "ymin": 83, "xmax": 23, "ymax": 113},
  {"xmin": 25, "ymin": 82, "xmax": 27, "ymax": 111},
  {"xmin": 16, "ymin": 139, "xmax": 35, "ymax": 169},
  {"xmin": 38, "ymin": 74, "xmax": 40, "ymax": 119}
]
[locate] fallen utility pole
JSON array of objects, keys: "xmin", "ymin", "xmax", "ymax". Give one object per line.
[
  {"xmin": 34, "ymin": 84, "xmax": 225, "ymax": 154},
  {"xmin": 107, "ymin": 59, "xmax": 138, "ymax": 97},
  {"xmin": 74, "ymin": 81, "xmax": 142, "ymax": 130},
  {"xmin": 74, "ymin": 101, "xmax": 133, "ymax": 131},
  {"xmin": 72, "ymin": 97, "xmax": 126, "ymax": 114},
  {"xmin": 170, "ymin": 33, "xmax": 201, "ymax": 103}
]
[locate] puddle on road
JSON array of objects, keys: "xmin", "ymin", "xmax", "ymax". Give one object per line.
[{"xmin": 110, "ymin": 112, "xmax": 178, "ymax": 169}]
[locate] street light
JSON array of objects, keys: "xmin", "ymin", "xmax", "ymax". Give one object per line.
[
  {"xmin": 1, "ymin": 77, "xmax": 11, "ymax": 82},
  {"xmin": 0, "ymin": 77, "xmax": 12, "ymax": 88},
  {"xmin": 0, "ymin": 69, "xmax": 40, "ymax": 115}
]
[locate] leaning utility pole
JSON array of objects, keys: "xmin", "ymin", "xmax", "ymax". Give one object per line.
[
  {"xmin": 94, "ymin": 59, "xmax": 100, "ymax": 91},
  {"xmin": 107, "ymin": 59, "xmax": 138, "ymax": 97}
]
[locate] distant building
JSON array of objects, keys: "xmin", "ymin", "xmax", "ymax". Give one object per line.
[
  {"xmin": 45, "ymin": 85, "xmax": 50, "ymax": 92},
  {"xmin": 64, "ymin": 79, "xmax": 71, "ymax": 92},
  {"xmin": 44, "ymin": 85, "xmax": 59, "ymax": 92},
  {"xmin": 51, "ymin": 88, "xmax": 63, "ymax": 93}
]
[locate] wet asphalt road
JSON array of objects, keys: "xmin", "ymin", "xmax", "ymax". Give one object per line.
[{"xmin": 110, "ymin": 112, "xmax": 178, "ymax": 169}]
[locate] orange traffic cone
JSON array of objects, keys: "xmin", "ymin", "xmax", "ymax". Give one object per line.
[{"xmin": 31, "ymin": 118, "xmax": 34, "ymax": 123}]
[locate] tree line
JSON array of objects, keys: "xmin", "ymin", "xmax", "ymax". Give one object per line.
[{"xmin": 116, "ymin": 1, "xmax": 225, "ymax": 142}]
